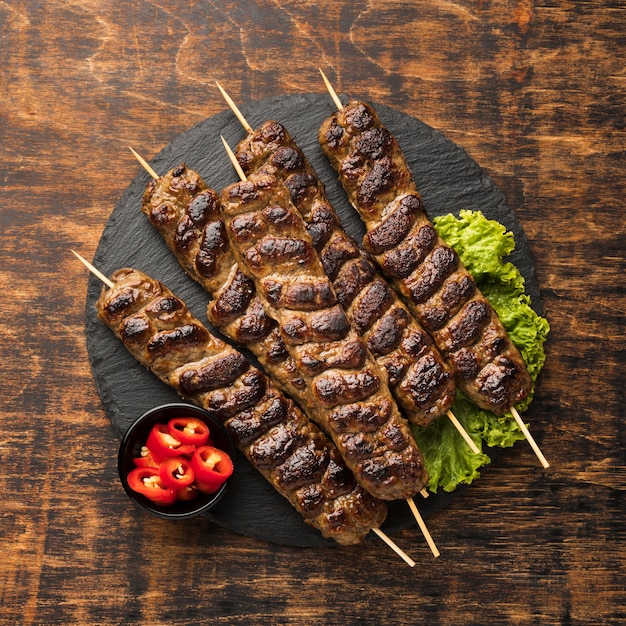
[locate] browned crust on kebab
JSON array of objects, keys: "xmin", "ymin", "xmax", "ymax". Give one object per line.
[
  {"xmin": 97, "ymin": 268, "xmax": 387, "ymax": 545},
  {"xmin": 141, "ymin": 165, "xmax": 307, "ymax": 402},
  {"xmin": 220, "ymin": 172, "xmax": 428, "ymax": 501},
  {"xmin": 233, "ymin": 121, "xmax": 456, "ymax": 427},
  {"xmin": 319, "ymin": 101, "xmax": 531, "ymax": 415}
]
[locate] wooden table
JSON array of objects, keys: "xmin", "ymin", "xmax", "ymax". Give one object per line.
[{"xmin": 2, "ymin": 1, "xmax": 624, "ymax": 624}]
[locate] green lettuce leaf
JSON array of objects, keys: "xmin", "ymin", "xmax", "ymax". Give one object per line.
[{"xmin": 412, "ymin": 210, "xmax": 550, "ymax": 493}]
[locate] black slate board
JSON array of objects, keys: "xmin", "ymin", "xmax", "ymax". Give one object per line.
[{"xmin": 85, "ymin": 93, "xmax": 541, "ymax": 547}]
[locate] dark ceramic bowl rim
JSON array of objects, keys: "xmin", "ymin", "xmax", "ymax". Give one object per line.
[{"xmin": 117, "ymin": 402, "xmax": 236, "ymax": 520}]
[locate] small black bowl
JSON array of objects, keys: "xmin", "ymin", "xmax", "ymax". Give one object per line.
[{"xmin": 118, "ymin": 402, "xmax": 236, "ymax": 520}]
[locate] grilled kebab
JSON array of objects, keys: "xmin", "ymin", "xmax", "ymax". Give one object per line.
[
  {"xmin": 219, "ymin": 170, "xmax": 428, "ymax": 501},
  {"xmin": 96, "ymin": 267, "xmax": 387, "ymax": 545},
  {"xmin": 319, "ymin": 100, "xmax": 531, "ymax": 415},
  {"xmin": 143, "ymin": 163, "xmax": 429, "ymax": 501}
]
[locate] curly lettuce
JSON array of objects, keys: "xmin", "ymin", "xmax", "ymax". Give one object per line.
[{"xmin": 412, "ymin": 210, "xmax": 550, "ymax": 492}]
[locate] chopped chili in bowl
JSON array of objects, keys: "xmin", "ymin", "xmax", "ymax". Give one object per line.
[{"xmin": 118, "ymin": 403, "xmax": 236, "ymax": 520}]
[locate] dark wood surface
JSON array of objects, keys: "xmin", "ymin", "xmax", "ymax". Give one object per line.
[{"xmin": 1, "ymin": 1, "xmax": 624, "ymax": 624}]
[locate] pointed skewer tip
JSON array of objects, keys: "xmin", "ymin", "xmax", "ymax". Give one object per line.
[
  {"xmin": 371, "ymin": 527, "xmax": 416, "ymax": 567},
  {"xmin": 319, "ymin": 69, "xmax": 344, "ymax": 111},
  {"xmin": 215, "ymin": 81, "xmax": 253, "ymax": 133},
  {"xmin": 71, "ymin": 250, "xmax": 114, "ymax": 288},
  {"xmin": 407, "ymin": 497, "xmax": 440, "ymax": 558},
  {"xmin": 128, "ymin": 147, "xmax": 159, "ymax": 180}
]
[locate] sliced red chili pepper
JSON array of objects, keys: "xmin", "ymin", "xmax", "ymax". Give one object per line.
[
  {"xmin": 167, "ymin": 417, "xmax": 211, "ymax": 447},
  {"xmin": 127, "ymin": 467, "xmax": 177, "ymax": 505},
  {"xmin": 158, "ymin": 456, "xmax": 195, "ymax": 489},
  {"xmin": 191, "ymin": 446, "xmax": 234, "ymax": 494},
  {"xmin": 133, "ymin": 446, "xmax": 159, "ymax": 468},
  {"xmin": 146, "ymin": 423, "xmax": 195, "ymax": 462}
]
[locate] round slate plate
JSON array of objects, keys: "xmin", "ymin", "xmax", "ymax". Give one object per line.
[{"xmin": 85, "ymin": 93, "xmax": 540, "ymax": 547}]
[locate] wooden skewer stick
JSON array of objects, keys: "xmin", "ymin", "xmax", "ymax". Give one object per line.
[
  {"xmin": 128, "ymin": 147, "xmax": 159, "ymax": 180},
  {"xmin": 216, "ymin": 81, "xmax": 480, "ymax": 458},
  {"xmin": 511, "ymin": 407, "xmax": 550, "ymax": 468},
  {"xmin": 220, "ymin": 135, "xmax": 247, "ymax": 181},
  {"xmin": 221, "ymin": 137, "xmax": 439, "ymax": 555},
  {"xmin": 215, "ymin": 81, "xmax": 253, "ymax": 134},
  {"xmin": 447, "ymin": 411, "xmax": 480, "ymax": 455},
  {"xmin": 320, "ymin": 71, "xmax": 550, "ymax": 469},
  {"xmin": 319, "ymin": 69, "xmax": 343, "ymax": 111},
  {"xmin": 371, "ymin": 528, "xmax": 416, "ymax": 567},
  {"xmin": 71, "ymin": 250, "xmax": 114, "ymax": 288},
  {"xmin": 406, "ymin": 498, "xmax": 440, "ymax": 558},
  {"xmin": 72, "ymin": 248, "xmax": 419, "ymax": 567}
]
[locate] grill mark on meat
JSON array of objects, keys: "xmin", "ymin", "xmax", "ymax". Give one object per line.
[
  {"xmin": 144, "ymin": 295, "xmax": 185, "ymax": 321},
  {"xmin": 332, "ymin": 255, "xmax": 377, "ymax": 309},
  {"xmin": 199, "ymin": 369, "xmax": 268, "ymax": 419},
  {"xmin": 440, "ymin": 275, "xmax": 476, "ymax": 317},
  {"xmin": 119, "ymin": 315, "xmax": 151, "ymax": 346},
  {"xmin": 284, "ymin": 172, "xmax": 318, "ymax": 210},
  {"xmin": 248, "ymin": 420, "xmax": 307, "ymax": 470},
  {"xmin": 322, "ymin": 119, "xmax": 348, "ymax": 149},
  {"xmin": 226, "ymin": 396, "xmax": 289, "ymax": 447},
  {"xmin": 350, "ymin": 280, "xmax": 394, "ymax": 334},
  {"xmin": 209, "ymin": 269, "xmax": 255, "ymax": 323},
  {"xmin": 313, "ymin": 369, "xmax": 381, "ymax": 407},
  {"xmin": 365, "ymin": 306, "xmax": 409, "ymax": 357},
  {"xmin": 275, "ymin": 439, "xmax": 330, "ymax": 490},
  {"xmin": 441, "ymin": 300, "xmax": 492, "ymax": 353},
  {"xmin": 97, "ymin": 269, "xmax": 386, "ymax": 545},
  {"xmin": 356, "ymin": 158, "xmax": 396, "ymax": 211},
  {"xmin": 308, "ymin": 305, "xmax": 352, "ymax": 342},
  {"xmin": 319, "ymin": 233, "xmax": 361, "ymax": 281},
  {"xmin": 103, "ymin": 285, "xmax": 157, "ymax": 320},
  {"xmin": 147, "ymin": 323, "xmax": 210, "ymax": 360},
  {"xmin": 402, "ymin": 353, "xmax": 452, "ymax": 406},
  {"xmin": 261, "ymin": 277, "xmax": 336, "ymax": 311},
  {"xmin": 354, "ymin": 127, "xmax": 394, "ymax": 161},
  {"xmin": 378, "ymin": 224, "xmax": 438, "ymax": 279},
  {"xmin": 363, "ymin": 194, "xmax": 420, "ymax": 254},
  {"xmin": 328, "ymin": 399, "xmax": 392, "ymax": 434},
  {"xmin": 196, "ymin": 219, "xmax": 229, "ymax": 278},
  {"xmin": 244, "ymin": 237, "xmax": 313, "ymax": 272},
  {"xmin": 269, "ymin": 145, "xmax": 304, "ymax": 172},
  {"xmin": 299, "ymin": 339, "xmax": 367, "ymax": 375},
  {"xmin": 345, "ymin": 103, "xmax": 376, "ymax": 132},
  {"xmin": 406, "ymin": 246, "xmax": 459, "ymax": 304},
  {"xmin": 231, "ymin": 298, "xmax": 277, "ymax": 344},
  {"xmin": 178, "ymin": 351, "xmax": 250, "ymax": 394}
]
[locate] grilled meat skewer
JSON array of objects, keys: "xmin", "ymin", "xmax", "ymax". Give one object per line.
[
  {"xmin": 319, "ymin": 100, "xmax": 532, "ymax": 416},
  {"xmin": 95, "ymin": 267, "xmax": 387, "ymax": 545},
  {"xmin": 219, "ymin": 170, "xmax": 428, "ymax": 501}
]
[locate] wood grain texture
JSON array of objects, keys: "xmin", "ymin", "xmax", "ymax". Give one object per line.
[{"xmin": 1, "ymin": 1, "xmax": 624, "ymax": 624}]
